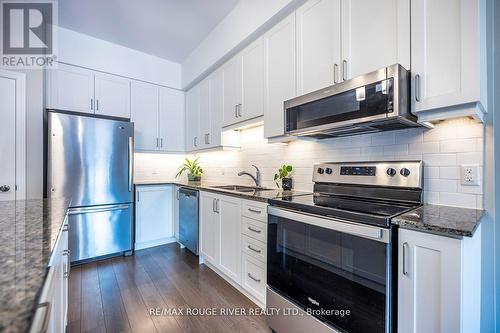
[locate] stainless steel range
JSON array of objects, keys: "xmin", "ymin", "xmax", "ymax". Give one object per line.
[{"xmin": 266, "ymin": 161, "xmax": 423, "ymax": 333}]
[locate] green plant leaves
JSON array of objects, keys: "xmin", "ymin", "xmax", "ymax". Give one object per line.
[
  {"xmin": 176, "ymin": 158, "xmax": 203, "ymax": 178},
  {"xmin": 274, "ymin": 164, "xmax": 293, "ymax": 188}
]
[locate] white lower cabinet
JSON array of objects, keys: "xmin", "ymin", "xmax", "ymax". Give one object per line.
[
  {"xmin": 135, "ymin": 185, "xmax": 175, "ymax": 250},
  {"xmin": 200, "ymin": 191, "xmax": 220, "ymax": 265},
  {"xmin": 398, "ymin": 227, "xmax": 481, "ymax": 333},
  {"xmin": 199, "ymin": 192, "xmax": 267, "ymax": 306},
  {"xmin": 30, "ymin": 218, "xmax": 69, "ymax": 333}
]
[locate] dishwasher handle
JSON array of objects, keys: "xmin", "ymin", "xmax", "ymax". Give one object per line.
[{"xmin": 179, "ymin": 188, "xmax": 199, "ymax": 198}]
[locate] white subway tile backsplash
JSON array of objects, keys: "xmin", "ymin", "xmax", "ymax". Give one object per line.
[
  {"xmin": 409, "ymin": 142, "xmax": 440, "ymax": 154},
  {"xmin": 457, "ymin": 152, "xmax": 483, "ymax": 164},
  {"xmin": 424, "ymin": 166, "xmax": 440, "ymax": 179},
  {"xmin": 422, "ymin": 153, "xmax": 457, "ymax": 166},
  {"xmin": 424, "ymin": 179, "xmax": 457, "ymax": 193},
  {"xmin": 439, "ymin": 166, "xmax": 460, "ymax": 180},
  {"xmin": 439, "ymin": 192, "xmax": 477, "ymax": 209},
  {"xmin": 136, "ymin": 119, "xmax": 484, "ymax": 209},
  {"xmin": 440, "ymin": 138, "xmax": 477, "ymax": 153}
]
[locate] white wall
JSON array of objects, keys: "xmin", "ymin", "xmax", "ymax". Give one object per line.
[
  {"xmin": 181, "ymin": 0, "xmax": 303, "ymax": 88},
  {"xmin": 58, "ymin": 27, "xmax": 182, "ymax": 89},
  {"xmin": 188, "ymin": 119, "xmax": 483, "ymax": 209}
]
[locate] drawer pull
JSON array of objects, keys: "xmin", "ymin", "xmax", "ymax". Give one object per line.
[
  {"xmin": 247, "ymin": 226, "xmax": 262, "ymax": 234},
  {"xmin": 247, "ymin": 245, "xmax": 262, "ymax": 253},
  {"xmin": 247, "ymin": 273, "xmax": 261, "ymax": 283},
  {"xmin": 247, "ymin": 208, "xmax": 262, "ymax": 214}
]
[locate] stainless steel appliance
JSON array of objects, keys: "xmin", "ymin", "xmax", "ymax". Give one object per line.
[
  {"xmin": 267, "ymin": 161, "xmax": 423, "ymax": 333},
  {"xmin": 284, "ymin": 64, "xmax": 420, "ymax": 138},
  {"xmin": 47, "ymin": 111, "xmax": 134, "ymax": 263},
  {"xmin": 178, "ymin": 187, "xmax": 199, "ymax": 255}
]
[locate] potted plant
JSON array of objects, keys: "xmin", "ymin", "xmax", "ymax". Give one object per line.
[
  {"xmin": 274, "ymin": 164, "xmax": 293, "ymax": 190},
  {"xmin": 176, "ymin": 157, "xmax": 203, "ymax": 182}
]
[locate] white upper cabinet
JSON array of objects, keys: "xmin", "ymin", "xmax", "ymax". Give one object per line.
[
  {"xmin": 47, "ymin": 63, "xmax": 95, "ymax": 114},
  {"xmin": 222, "ymin": 56, "xmax": 242, "ymax": 126},
  {"xmin": 94, "ymin": 72, "xmax": 131, "ymax": 119},
  {"xmin": 208, "ymin": 70, "xmax": 223, "ymax": 148},
  {"xmin": 296, "ymin": 0, "xmax": 342, "ymax": 95},
  {"xmin": 198, "ymin": 78, "xmax": 211, "ymax": 149},
  {"xmin": 131, "ymin": 81, "xmax": 159, "ymax": 151},
  {"xmin": 185, "ymin": 85, "xmax": 200, "ymax": 151},
  {"xmin": 159, "ymin": 87, "xmax": 185, "ymax": 152},
  {"xmin": 411, "ymin": 0, "xmax": 483, "ymax": 120},
  {"xmin": 240, "ymin": 38, "xmax": 264, "ymax": 121},
  {"xmin": 341, "ymin": 0, "xmax": 410, "ymax": 79},
  {"xmin": 263, "ymin": 13, "xmax": 297, "ymax": 139}
]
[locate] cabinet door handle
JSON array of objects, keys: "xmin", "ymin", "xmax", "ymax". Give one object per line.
[
  {"xmin": 156, "ymin": 138, "xmax": 159, "ymax": 148},
  {"xmin": 247, "ymin": 245, "xmax": 262, "ymax": 253},
  {"xmin": 212, "ymin": 198, "xmax": 216, "ymax": 212},
  {"xmin": 247, "ymin": 208, "xmax": 261, "ymax": 214},
  {"xmin": 403, "ymin": 242, "xmax": 409, "ymax": 276},
  {"xmin": 342, "ymin": 60, "xmax": 347, "ymax": 81},
  {"xmin": 247, "ymin": 273, "xmax": 261, "ymax": 283},
  {"xmin": 235, "ymin": 105, "xmax": 238, "ymax": 118},
  {"xmin": 238, "ymin": 104, "xmax": 242, "ymax": 117},
  {"xmin": 206, "ymin": 133, "xmax": 210, "ymax": 145},
  {"xmin": 63, "ymin": 249, "xmax": 71, "ymax": 278},
  {"xmin": 194, "ymin": 137, "xmax": 198, "ymax": 147},
  {"xmin": 415, "ymin": 74, "xmax": 421, "ymax": 102},
  {"xmin": 216, "ymin": 199, "xmax": 220, "ymax": 213},
  {"xmin": 90, "ymin": 98, "xmax": 94, "ymax": 110},
  {"xmin": 176, "ymin": 189, "xmax": 179, "ymax": 200},
  {"xmin": 160, "ymin": 138, "xmax": 163, "ymax": 148},
  {"xmin": 247, "ymin": 226, "xmax": 262, "ymax": 234},
  {"xmin": 96, "ymin": 99, "xmax": 99, "ymax": 111},
  {"xmin": 34, "ymin": 302, "xmax": 51, "ymax": 333},
  {"xmin": 333, "ymin": 63, "xmax": 338, "ymax": 84}
]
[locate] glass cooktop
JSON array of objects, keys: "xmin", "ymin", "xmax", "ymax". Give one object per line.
[{"xmin": 269, "ymin": 193, "xmax": 419, "ymax": 228}]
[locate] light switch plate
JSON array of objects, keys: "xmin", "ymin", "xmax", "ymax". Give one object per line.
[{"xmin": 460, "ymin": 165, "xmax": 480, "ymax": 186}]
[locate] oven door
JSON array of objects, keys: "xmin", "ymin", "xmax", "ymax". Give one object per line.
[{"xmin": 267, "ymin": 206, "xmax": 393, "ymax": 333}]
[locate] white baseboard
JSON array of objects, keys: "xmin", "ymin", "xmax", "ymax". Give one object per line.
[{"xmin": 135, "ymin": 236, "xmax": 176, "ymax": 251}]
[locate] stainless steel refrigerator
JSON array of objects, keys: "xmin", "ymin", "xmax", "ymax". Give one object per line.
[{"xmin": 47, "ymin": 111, "xmax": 134, "ymax": 263}]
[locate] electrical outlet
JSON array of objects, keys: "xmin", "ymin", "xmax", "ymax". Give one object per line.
[{"xmin": 460, "ymin": 165, "xmax": 480, "ymax": 186}]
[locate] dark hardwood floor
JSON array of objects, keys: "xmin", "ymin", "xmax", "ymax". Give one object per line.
[{"xmin": 67, "ymin": 243, "xmax": 272, "ymax": 333}]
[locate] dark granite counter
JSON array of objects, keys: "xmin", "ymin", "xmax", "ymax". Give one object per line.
[
  {"xmin": 134, "ymin": 179, "xmax": 311, "ymax": 203},
  {"xmin": 392, "ymin": 204, "xmax": 484, "ymax": 238},
  {"xmin": 0, "ymin": 198, "xmax": 70, "ymax": 333}
]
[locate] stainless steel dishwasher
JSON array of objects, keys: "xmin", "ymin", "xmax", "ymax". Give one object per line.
[{"xmin": 178, "ymin": 187, "xmax": 199, "ymax": 255}]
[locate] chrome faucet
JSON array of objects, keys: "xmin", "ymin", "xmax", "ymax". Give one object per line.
[{"xmin": 238, "ymin": 165, "xmax": 261, "ymax": 187}]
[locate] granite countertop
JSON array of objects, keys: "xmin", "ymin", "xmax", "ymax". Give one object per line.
[
  {"xmin": 134, "ymin": 179, "xmax": 311, "ymax": 203},
  {"xmin": 0, "ymin": 198, "xmax": 70, "ymax": 333},
  {"xmin": 392, "ymin": 204, "xmax": 484, "ymax": 238}
]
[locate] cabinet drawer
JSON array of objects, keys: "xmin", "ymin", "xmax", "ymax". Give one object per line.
[
  {"xmin": 241, "ymin": 201, "xmax": 267, "ymax": 222},
  {"xmin": 242, "ymin": 216, "xmax": 266, "ymax": 242},
  {"xmin": 242, "ymin": 253, "xmax": 266, "ymax": 303},
  {"xmin": 242, "ymin": 235, "xmax": 266, "ymax": 263}
]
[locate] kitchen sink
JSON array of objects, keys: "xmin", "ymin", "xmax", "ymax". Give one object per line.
[{"xmin": 210, "ymin": 185, "xmax": 273, "ymax": 193}]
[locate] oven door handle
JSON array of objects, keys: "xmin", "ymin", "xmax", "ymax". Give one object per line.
[{"xmin": 268, "ymin": 206, "xmax": 390, "ymax": 243}]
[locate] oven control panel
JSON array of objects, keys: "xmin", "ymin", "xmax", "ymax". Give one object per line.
[
  {"xmin": 340, "ymin": 166, "xmax": 376, "ymax": 176},
  {"xmin": 313, "ymin": 161, "xmax": 422, "ymax": 188}
]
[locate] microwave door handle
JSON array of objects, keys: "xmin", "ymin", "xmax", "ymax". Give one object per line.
[{"xmin": 268, "ymin": 206, "xmax": 389, "ymax": 243}]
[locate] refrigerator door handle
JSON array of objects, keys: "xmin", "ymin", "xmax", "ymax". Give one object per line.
[
  {"xmin": 128, "ymin": 137, "xmax": 133, "ymax": 192},
  {"xmin": 67, "ymin": 204, "xmax": 130, "ymax": 215}
]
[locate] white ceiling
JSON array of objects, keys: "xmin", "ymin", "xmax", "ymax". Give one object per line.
[{"xmin": 58, "ymin": 0, "xmax": 240, "ymax": 63}]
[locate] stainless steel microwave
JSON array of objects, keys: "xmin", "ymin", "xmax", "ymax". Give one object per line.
[{"xmin": 284, "ymin": 64, "xmax": 420, "ymax": 138}]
